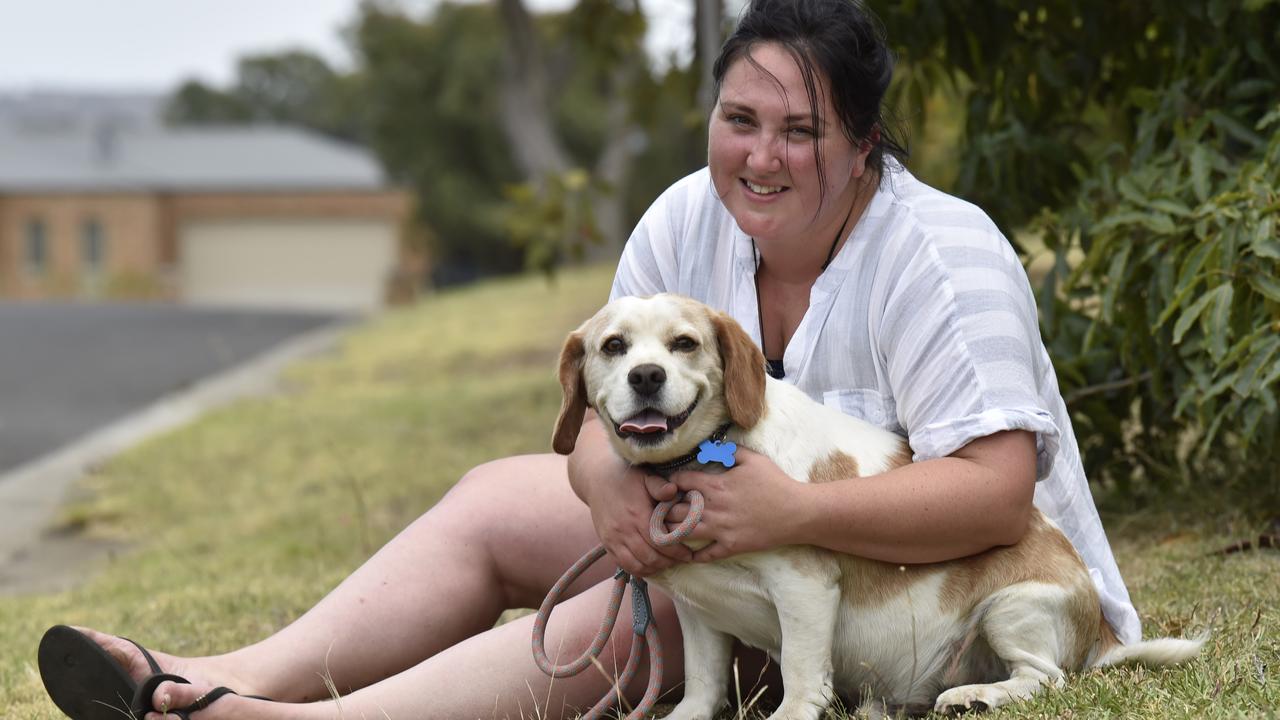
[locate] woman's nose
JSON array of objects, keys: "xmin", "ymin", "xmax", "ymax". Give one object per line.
[{"xmin": 746, "ymin": 132, "xmax": 783, "ymax": 175}]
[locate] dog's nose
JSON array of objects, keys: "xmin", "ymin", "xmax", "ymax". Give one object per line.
[{"xmin": 627, "ymin": 363, "xmax": 666, "ymax": 396}]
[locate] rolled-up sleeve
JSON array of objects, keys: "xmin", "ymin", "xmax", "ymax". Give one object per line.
[{"xmin": 876, "ymin": 223, "xmax": 1060, "ymax": 479}]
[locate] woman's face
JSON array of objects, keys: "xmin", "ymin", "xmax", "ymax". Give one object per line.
[{"xmin": 708, "ymin": 42, "xmax": 871, "ymax": 249}]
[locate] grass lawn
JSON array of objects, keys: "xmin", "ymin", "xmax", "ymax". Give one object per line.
[{"xmin": 1, "ymin": 263, "xmax": 1276, "ymax": 719}]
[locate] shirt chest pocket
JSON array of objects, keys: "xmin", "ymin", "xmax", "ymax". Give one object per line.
[{"xmin": 821, "ymin": 387, "xmax": 905, "ymax": 436}]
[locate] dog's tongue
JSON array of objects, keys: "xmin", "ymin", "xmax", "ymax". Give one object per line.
[{"xmin": 620, "ymin": 409, "xmax": 668, "ymax": 434}]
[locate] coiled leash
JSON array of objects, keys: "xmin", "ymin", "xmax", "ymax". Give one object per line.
[{"xmin": 531, "ymin": 428, "xmax": 735, "ymax": 720}]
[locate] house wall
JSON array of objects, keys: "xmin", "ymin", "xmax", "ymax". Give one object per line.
[
  {"xmin": 166, "ymin": 190, "xmax": 422, "ymax": 310},
  {"xmin": 0, "ymin": 189, "xmax": 420, "ymax": 305},
  {"xmin": 0, "ymin": 193, "xmax": 168, "ymax": 300}
]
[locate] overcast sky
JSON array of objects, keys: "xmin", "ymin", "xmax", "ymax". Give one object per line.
[{"xmin": 0, "ymin": 0, "xmax": 693, "ymax": 92}]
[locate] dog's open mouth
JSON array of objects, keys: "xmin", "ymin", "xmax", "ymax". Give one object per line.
[{"xmin": 613, "ymin": 398, "xmax": 698, "ymax": 445}]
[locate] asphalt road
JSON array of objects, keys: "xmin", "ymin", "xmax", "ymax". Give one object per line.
[{"xmin": 0, "ymin": 303, "xmax": 337, "ymax": 475}]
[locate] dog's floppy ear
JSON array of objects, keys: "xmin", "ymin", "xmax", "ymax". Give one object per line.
[
  {"xmin": 712, "ymin": 310, "xmax": 767, "ymax": 429},
  {"xmin": 552, "ymin": 330, "xmax": 589, "ymax": 455}
]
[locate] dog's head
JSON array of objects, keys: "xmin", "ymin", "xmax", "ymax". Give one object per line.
[{"xmin": 552, "ymin": 294, "xmax": 766, "ymax": 464}]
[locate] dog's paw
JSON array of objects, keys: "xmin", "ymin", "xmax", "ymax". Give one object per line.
[
  {"xmin": 657, "ymin": 700, "xmax": 718, "ymax": 720},
  {"xmin": 933, "ymin": 684, "xmax": 1003, "ymax": 714},
  {"xmin": 762, "ymin": 699, "xmax": 828, "ymax": 720}
]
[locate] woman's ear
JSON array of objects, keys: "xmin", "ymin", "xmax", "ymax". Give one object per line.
[
  {"xmin": 712, "ymin": 311, "xmax": 767, "ymax": 429},
  {"xmin": 853, "ymin": 126, "xmax": 880, "ymax": 178},
  {"xmin": 552, "ymin": 331, "xmax": 588, "ymax": 454}
]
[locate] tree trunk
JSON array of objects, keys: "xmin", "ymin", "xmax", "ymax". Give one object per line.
[
  {"xmin": 591, "ymin": 59, "xmax": 643, "ymax": 257},
  {"xmin": 695, "ymin": 0, "xmax": 723, "ymax": 120},
  {"xmin": 496, "ymin": 0, "xmax": 568, "ymax": 178},
  {"xmin": 496, "ymin": 0, "xmax": 642, "ymax": 258}
]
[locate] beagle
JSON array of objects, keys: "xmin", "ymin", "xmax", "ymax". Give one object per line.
[{"xmin": 553, "ymin": 293, "xmax": 1199, "ymax": 718}]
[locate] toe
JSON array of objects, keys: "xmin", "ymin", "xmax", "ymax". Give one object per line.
[
  {"xmin": 144, "ymin": 680, "xmax": 248, "ymax": 720},
  {"xmin": 145, "ymin": 679, "xmax": 200, "ymax": 719}
]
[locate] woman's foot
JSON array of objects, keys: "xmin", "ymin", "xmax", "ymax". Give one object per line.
[
  {"xmin": 71, "ymin": 626, "xmax": 268, "ymax": 699},
  {"xmin": 143, "ymin": 679, "xmax": 304, "ymax": 720}
]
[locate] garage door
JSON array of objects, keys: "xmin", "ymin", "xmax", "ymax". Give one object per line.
[{"xmin": 180, "ymin": 218, "xmax": 397, "ymax": 312}]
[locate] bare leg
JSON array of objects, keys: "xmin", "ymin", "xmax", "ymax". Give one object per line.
[
  {"xmin": 144, "ymin": 580, "xmax": 689, "ymax": 719},
  {"xmin": 81, "ymin": 454, "xmax": 615, "ymax": 702},
  {"xmin": 77, "ymin": 453, "xmax": 782, "ymax": 718}
]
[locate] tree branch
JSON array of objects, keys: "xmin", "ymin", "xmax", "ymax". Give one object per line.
[{"xmin": 1063, "ymin": 371, "xmax": 1153, "ymax": 406}]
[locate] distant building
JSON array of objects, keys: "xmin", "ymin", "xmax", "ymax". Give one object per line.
[
  {"xmin": 0, "ymin": 107, "xmax": 421, "ymax": 313},
  {"xmin": 0, "ymin": 89, "xmax": 165, "ymax": 133}
]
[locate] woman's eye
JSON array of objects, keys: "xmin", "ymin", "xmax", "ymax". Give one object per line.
[
  {"xmin": 728, "ymin": 114, "xmax": 753, "ymax": 127},
  {"xmin": 788, "ymin": 126, "xmax": 816, "ymax": 138},
  {"xmin": 671, "ymin": 336, "xmax": 698, "ymax": 352},
  {"xmin": 602, "ymin": 337, "xmax": 627, "ymax": 355}
]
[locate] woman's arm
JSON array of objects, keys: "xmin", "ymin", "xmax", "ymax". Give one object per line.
[
  {"xmin": 666, "ymin": 429, "xmax": 1037, "ymax": 565},
  {"xmin": 568, "ymin": 411, "xmax": 693, "ymax": 576}
]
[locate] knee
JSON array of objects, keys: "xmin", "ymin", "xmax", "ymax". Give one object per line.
[
  {"xmin": 436, "ymin": 455, "xmax": 565, "ymax": 539},
  {"xmin": 444, "ymin": 456, "xmax": 522, "ymax": 507}
]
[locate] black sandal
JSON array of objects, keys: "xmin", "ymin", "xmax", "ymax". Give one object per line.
[
  {"xmin": 38, "ymin": 625, "xmax": 267, "ymax": 719},
  {"xmin": 39, "ymin": 624, "xmax": 163, "ymax": 719}
]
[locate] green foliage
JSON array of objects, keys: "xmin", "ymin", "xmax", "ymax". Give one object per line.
[
  {"xmin": 356, "ymin": 2, "xmax": 524, "ymax": 281},
  {"xmin": 874, "ymin": 1, "xmax": 1280, "ymax": 495},
  {"xmin": 165, "ymin": 50, "xmax": 366, "ymax": 142},
  {"xmin": 164, "ymin": 81, "xmax": 253, "ymax": 125},
  {"xmin": 160, "ymin": 1, "xmax": 704, "ymax": 283},
  {"xmin": 504, "ymin": 168, "xmax": 608, "ymax": 273},
  {"xmin": 625, "ymin": 62, "xmax": 709, "ymax": 223},
  {"xmin": 1045, "ymin": 104, "xmax": 1280, "ymax": 495}
]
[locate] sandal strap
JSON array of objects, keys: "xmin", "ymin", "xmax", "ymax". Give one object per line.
[
  {"xmin": 131, "ymin": 672, "xmax": 190, "ymax": 717},
  {"xmin": 120, "ymin": 636, "xmax": 163, "ymax": 675},
  {"xmin": 174, "ymin": 686, "xmax": 237, "ymax": 718}
]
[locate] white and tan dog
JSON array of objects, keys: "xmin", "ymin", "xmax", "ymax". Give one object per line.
[{"xmin": 552, "ymin": 294, "xmax": 1200, "ymax": 719}]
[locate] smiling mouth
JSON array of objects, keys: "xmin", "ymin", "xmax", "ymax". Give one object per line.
[
  {"xmin": 742, "ymin": 178, "xmax": 788, "ymax": 196},
  {"xmin": 613, "ymin": 397, "xmax": 699, "ymax": 446}
]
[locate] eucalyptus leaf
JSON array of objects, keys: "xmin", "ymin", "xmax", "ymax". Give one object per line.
[
  {"xmin": 1172, "ymin": 286, "xmax": 1225, "ymax": 344},
  {"xmin": 1190, "ymin": 145, "xmax": 1212, "ymax": 203},
  {"xmin": 1248, "ymin": 273, "xmax": 1280, "ymax": 303},
  {"xmin": 1207, "ymin": 283, "xmax": 1236, "ymax": 360}
]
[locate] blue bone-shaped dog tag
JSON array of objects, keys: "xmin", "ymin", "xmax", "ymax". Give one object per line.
[{"xmin": 697, "ymin": 439, "xmax": 738, "ymax": 468}]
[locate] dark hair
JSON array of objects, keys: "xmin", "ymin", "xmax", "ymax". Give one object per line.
[{"xmin": 711, "ymin": 0, "xmax": 908, "ymax": 192}]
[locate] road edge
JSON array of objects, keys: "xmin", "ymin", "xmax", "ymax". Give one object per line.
[{"xmin": 0, "ymin": 320, "xmax": 351, "ymax": 585}]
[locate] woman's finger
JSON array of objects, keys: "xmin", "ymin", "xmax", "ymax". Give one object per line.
[
  {"xmin": 644, "ymin": 475, "xmax": 678, "ymax": 502},
  {"xmin": 691, "ymin": 542, "xmax": 726, "ymax": 563},
  {"xmin": 664, "ymin": 501, "xmax": 691, "ymax": 523}
]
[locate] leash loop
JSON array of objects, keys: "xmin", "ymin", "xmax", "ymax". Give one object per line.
[
  {"xmin": 649, "ymin": 490, "xmax": 705, "ymax": 546},
  {"xmin": 531, "ymin": 491, "xmax": 704, "ymax": 718}
]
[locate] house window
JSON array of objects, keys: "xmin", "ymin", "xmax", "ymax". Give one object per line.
[
  {"xmin": 25, "ymin": 218, "xmax": 48, "ymax": 275},
  {"xmin": 82, "ymin": 218, "xmax": 107, "ymax": 272}
]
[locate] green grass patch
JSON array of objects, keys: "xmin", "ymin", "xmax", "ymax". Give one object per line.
[{"xmin": 1, "ymin": 263, "xmax": 1276, "ymax": 718}]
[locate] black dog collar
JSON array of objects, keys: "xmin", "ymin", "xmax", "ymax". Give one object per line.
[{"xmin": 643, "ymin": 423, "xmax": 734, "ymax": 475}]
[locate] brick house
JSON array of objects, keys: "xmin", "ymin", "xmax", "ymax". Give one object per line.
[{"xmin": 0, "ymin": 124, "xmax": 421, "ymax": 312}]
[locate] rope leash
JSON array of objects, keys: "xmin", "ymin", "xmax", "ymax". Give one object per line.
[{"xmin": 531, "ymin": 490, "xmax": 705, "ymax": 719}]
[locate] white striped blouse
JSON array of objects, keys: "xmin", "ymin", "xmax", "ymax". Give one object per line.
[{"xmin": 610, "ymin": 163, "xmax": 1142, "ymax": 644}]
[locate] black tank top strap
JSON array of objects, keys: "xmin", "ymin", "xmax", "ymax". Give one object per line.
[{"xmin": 765, "ymin": 358, "xmax": 785, "ymax": 379}]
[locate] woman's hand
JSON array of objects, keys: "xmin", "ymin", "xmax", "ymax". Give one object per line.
[
  {"xmin": 658, "ymin": 447, "xmax": 806, "ymax": 563},
  {"xmin": 567, "ymin": 416, "xmax": 693, "ymax": 577}
]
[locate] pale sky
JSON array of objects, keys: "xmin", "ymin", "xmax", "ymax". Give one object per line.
[{"xmin": 0, "ymin": 0, "xmax": 693, "ymax": 92}]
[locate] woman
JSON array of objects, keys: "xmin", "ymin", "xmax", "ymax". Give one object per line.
[{"xmin": 43, "ymin": 1, "xmax": 1140, "ymax": 717}]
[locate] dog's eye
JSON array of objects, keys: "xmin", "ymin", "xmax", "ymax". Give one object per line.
[
  {"xmin": 602, "ymin": 336, "xmax": 628, "ymax": 355},
  {"xmin": 670, "ymin": 335, "xmax": 698, "ymax": 352}
]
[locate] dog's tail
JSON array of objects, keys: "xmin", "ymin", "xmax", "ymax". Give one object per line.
[{"xmin": 1087, "ymin": 619, "xmax": 1206, "ymax": 669}]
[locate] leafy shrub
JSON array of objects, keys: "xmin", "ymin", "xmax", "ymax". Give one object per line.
[
  {"xmin": 1042, "ymin": 104, "xmax": 1280, "ymax": 495},
  {"xmin": 876, "ymin": 1, "xmax": 1280, "ymax": 496}
]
